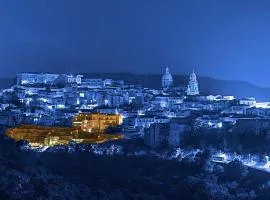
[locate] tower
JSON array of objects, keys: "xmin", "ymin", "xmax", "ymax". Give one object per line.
[
  {"xmin": 187, "ymin": 70, "xmax": 199, "ymax": 95},
  {"xmin": 162, "ymin": 67, "xmax": 173, "ymax": 89}
]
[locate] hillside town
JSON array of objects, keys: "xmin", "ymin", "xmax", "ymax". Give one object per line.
[{"xmin": 1, "ymin": 68, "xmax": 270, "ymax": 149}]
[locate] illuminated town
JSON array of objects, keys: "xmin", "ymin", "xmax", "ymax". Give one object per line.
[
  {"xmin": 2, "ymin": 1, "xmax": 270, "ymax": 199},
  {"xmin": 1, "ymin": 69, "xmax": 270, "ymax": 151},
  {"xmin": 1, "ymin": 59, "xmax": 270, "ymax": 200},
  {"xmin": 2, "ymin": 71, "xmax": 270, "ymax": 199},
  {"xmin": 2, "ymin": 68, "xmax": 270, "ymax": 200},
  {"xmin": 1, "ymin": 69, "xmax": 270, "ymax": 178}
]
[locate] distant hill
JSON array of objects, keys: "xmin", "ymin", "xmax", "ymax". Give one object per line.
[
  {"xmin": 0, "ymin": 78, "xmax": 15, "ymax": 90},
  {"xmin": 84, "ymin": 73, "xmax": 270, "ymax": 100}
]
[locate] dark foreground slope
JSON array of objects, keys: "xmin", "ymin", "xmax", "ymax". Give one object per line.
[
  {"xmin": 1, "ymin": 134, "xmax": 270, "ymax": 200},
  {"xmin": 85, "ymin": 73, "xmax": 270, "ymax": 100}
]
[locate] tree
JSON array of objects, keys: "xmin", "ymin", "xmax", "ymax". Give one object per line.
[{"xmin": 104, "ymin": 125, "xmax": 123, "ymax": 134}]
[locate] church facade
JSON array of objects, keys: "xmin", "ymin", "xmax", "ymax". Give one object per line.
[{"xmin": 187, "ymin": 70, "xmax": 199, "ymax": 96}]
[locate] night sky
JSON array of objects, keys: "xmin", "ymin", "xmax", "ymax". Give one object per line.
[{"xmin": 1, "ymin": 0, "xmax": 270, "ymax": 86}]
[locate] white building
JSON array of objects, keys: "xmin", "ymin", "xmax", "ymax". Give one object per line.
[
  {"xmin": 17, "ymin": 73, "xmax": 59, "ymax": 85},
  {"xmin": 81, "ymin": 79, "xmax": 104, "ymax": 88},
  {"xmin": 239, "ymin": 98, "xmax": 256, "ymax": 107},
  {"xmin": 135, "ymin": 116, "xmax": 169, "ymax": 128},
  {"xmin": 67, "ymin": 75, "xmax": 83, "ymax": 84}
]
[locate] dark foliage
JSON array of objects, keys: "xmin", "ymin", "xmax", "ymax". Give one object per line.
[
  {"xmin": 0, "ymin": 131, "xmax": 270, "ymax": 199},
  {"xmin": 104, "ymin": 125, "xmax": 123, "ymax": 134}
]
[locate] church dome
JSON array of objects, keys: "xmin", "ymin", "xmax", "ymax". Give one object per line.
[{"xmin": 162, "ymin": 67, "xmax": 173, "ymax": 89}]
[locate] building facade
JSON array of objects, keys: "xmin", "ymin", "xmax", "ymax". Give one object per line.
[
  {"xmin": 144, "ymin": 123, "xmax": 170, "ymax": 148},
  {"xmin": 187, "ymin": 70, "xmax": 199, "ymax": 96},
  {"xmin": 72, "ymin": 113, "xmax": 123, "ymax": 133}
]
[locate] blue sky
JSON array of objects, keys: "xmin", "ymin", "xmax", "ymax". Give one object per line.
[{"xmin": 0, "ymin": 0, "xmax": 270, "ymax": 86}]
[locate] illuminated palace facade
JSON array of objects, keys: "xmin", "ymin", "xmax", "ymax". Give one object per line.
[
  {"xmin": 72, "ymin": 113, "xmax": 123, "ymax": 133},
  {"xmin": 6, "ymin": 113, "xmax": 123, "ymax": 148}
]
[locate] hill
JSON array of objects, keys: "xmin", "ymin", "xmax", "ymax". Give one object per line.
[
  {"xmin": 84, "ymin": 73, "xmax": 270, "ymax": 100},
  {"xmin": 0, "ymin": 78, "xmax": 15, "ymax": 90}
]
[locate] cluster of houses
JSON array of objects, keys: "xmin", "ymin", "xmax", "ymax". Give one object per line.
[{"xmin": 0, "ymin": 69, "xmax": 270, "ymax": 148}]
